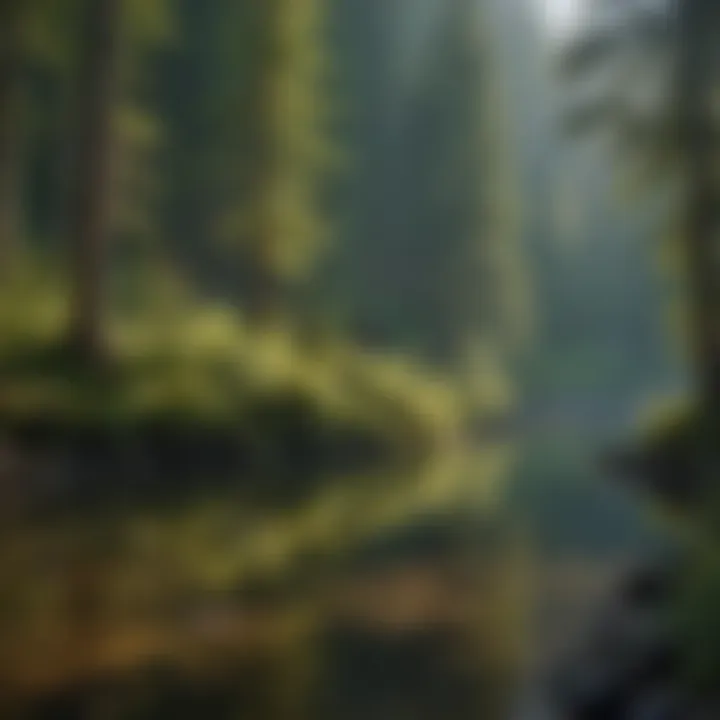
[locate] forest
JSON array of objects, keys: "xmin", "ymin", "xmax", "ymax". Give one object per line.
[{"xmin": 2, "ymin": 0, "xmax": 720, "ymax": 718}]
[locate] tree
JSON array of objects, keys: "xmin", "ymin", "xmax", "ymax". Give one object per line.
[
  {"xmin": 115, "ymin": 0, "xmax": 173, "ymax": 249},
  {"xmin": 157, "ymin": 0, "xmax": 329, "ymax": 319},
  {"xmin": 561, "ymin": 0, "xmax": 720, "ymax": 431},
  {"xmin": 229, "ymin": 0, "xmax": 330, "ymax": 320},
  {"xmin": 0, "ymin": 2, "xmax": 28, "ymax": 273},
  {"xmin": 675, "ymin": 1, "xmax": 720, "ymax": 427},
  {"xmin": 325, "ymin": 0, "xmax": 526, "ymax": 370},
  {"xmin": 67, "ymin": 0, "xmax": 123, "ymax": 362},
  {"xmin": 562, "ymin": 0, "xmax": 720, "ymax": 696}
]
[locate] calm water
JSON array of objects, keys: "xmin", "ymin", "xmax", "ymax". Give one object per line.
[{"xmin": 0, "ymin": 436, "xmax": 660, "ymax": 719}]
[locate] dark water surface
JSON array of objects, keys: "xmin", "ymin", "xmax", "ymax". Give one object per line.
[{"xmin": 0, "ymin": 432, "xmax": 662, "ymax": 719}]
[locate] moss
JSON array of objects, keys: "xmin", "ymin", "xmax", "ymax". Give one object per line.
[
  {"xmin": 0, "ymin": 279, "xmax": 464, "ymax": 472},
  {"xmin": 636, "ymin": 397, "xmax": 698, "ymax": 453},
  {"xmin": 627, "ymin": 401, "xmax": 720, "ymax": 695}
]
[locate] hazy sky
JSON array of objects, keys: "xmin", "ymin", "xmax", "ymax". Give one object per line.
[{"xmin": 535, "ymin": 0, "xmax": 584, "ymax": 38}]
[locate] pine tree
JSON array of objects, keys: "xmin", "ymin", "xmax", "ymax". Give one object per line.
[
  {"xmin": 159, "ymin": 0, "xmax": 329, "ymax": 319},
  {"xmin": 562, "ymin": 0, "xmax": 720, "ymax": 427},
  {"xmin": 0, "ymin": 2, "xmax": 28, "ymax": 273},
  {"xmin": 67, "ymin": 0, "xmax": 123, "ymax": 362}
]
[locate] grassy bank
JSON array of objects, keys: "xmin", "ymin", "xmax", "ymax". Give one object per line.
[{"xmin": 0, "ymin": 270, "xmax": 469, "ymax": 514}]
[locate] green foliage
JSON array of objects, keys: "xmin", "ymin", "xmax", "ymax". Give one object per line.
[
  {"xmin": 23, "ymin": 0, "xmax": 83, "ymax": 72},
  {"xmin": 157, "ymin": 0, "xmax": 332, "ymax": 307},
  {"xmin": 631, "ymin": 401, "xmax": 720, "ymax": 691},
  {"xmin": 676, "ymin": 542, "xmax": 720, "ymax": 692},
  {"xmin": 0, "ymin": 273, "xmax": 462, "ymax": 456},
  {"xmin": 110, "ymin": 0, "xmax": 175, "ymax": 257}
]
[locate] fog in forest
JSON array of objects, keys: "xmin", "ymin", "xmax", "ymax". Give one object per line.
[{"xmin": 1, "ymin": 0, "xmax": 717, "ymax": 718}]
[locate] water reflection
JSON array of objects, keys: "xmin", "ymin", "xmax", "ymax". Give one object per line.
[{"xmin": 0, "ymin": 442, "xmax": 526, "ymax": 719}]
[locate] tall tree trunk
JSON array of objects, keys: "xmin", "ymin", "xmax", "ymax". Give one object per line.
[
  {"xmin": 242, "ymin": 0, "xmax": 288, "ymax": 325},
  {"xmin": 68, "ymin": 0, "xmax": 122, "ymax": 363},
  {"xmin": 676, "ymin": 0, "xmax": 720, "ymax": 502},
  {"xmin": 241, "ymin": 0, "xmax": 325, "ymax": 325},
  {"xmin": 0, "ymin": 2, "xmax": 26, "ymax": 274},
  {"xmin": 677, "ymin": 0, "xmax": 720, "ymax": 429}
]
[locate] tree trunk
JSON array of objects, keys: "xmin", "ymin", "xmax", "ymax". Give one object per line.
[
  {"xmin": 68, "ymin": 0, "xmax": 123, "ymax": 364},
  {"xmin": 677, "ymin": 0, "xmax": 720, "ymax": 428},
  {"xmin": 0, "ymin": 2, "xmax": 26, "ymax": 274}
]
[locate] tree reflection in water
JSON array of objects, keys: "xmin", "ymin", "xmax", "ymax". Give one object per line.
[{"xmin": 0, "ymin": 444, "xmax": 524, "ymax": 719}]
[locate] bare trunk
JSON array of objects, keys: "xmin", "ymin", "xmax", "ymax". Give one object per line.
[
  {"xmin": 0, "ymin": 3, "xmax": 26, "ymax": 273},
  {"xmin": 677, "ymin": 0, "xmax": 720, "ymax": 428},
  {"xmin": 68, "ymin": 0, "xmax": 122, "ymax": 363}
]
